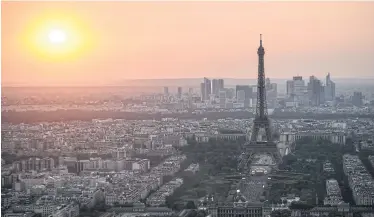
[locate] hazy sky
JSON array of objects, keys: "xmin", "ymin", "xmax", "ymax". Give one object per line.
[{"xmin": 2, "ymin": 1, "xmax": 374, "ymax": 86}]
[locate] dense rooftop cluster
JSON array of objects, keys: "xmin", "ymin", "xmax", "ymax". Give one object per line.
[
  {"xmin": 2, "ymin": 115, "xmax": 374, "ymax": 217},
  {"xmin": 343, "ymin": 154, "xmax": 374, "ymax": 205},
  {"xmin": 324, "ymin": 179, "xmax": 343, "ymax": 206}
]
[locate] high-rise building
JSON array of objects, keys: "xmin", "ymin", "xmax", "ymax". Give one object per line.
[
  {"xmin": 188, "ymin": 87, "xmax": 193, "ymax": 95},
  {"xmin": 286, "ymin": 80, "xmax": 294, "ymax": 98},
  {"xmin": 204, "ymin": 77, "xmax": 212, "ymax": 100},
  {"xmin": 212, "ymin": 79, "xmax": 219, "ymax": 95},
  {"xmin": 352, "ymin": 92, "xmax": 363, "ymax": 107},
  {"xmin": 286, "ymin": 76, "xmax": 308, "ymax": 106},
  {"xmin": 295, "ymin": 77, "xmax": 307, "ymax": 106},
  {"xmin": 324, "ymin": 73, "xmax": 336, "ymax": 101},
  {"xmin": 292, "ymin": 76, "xmax": 305, "ymax": 96},
  {"xmin": 212, "ymin": 79, "xmax": 224, "ymax": 96},
  {"xmin": 237, "ymin": 90, "xmax": 246, "ymax": 102},
  {"xmin": 320, "ymin": 85, "xmax": 325, "ymax": 104},
  {"xmin": 236, "ymin": 85, "xmax": 252, "ymax": 107},
  {"xmin": 265, "ymin": 78, "xmax": 278, "ymax": 107},
  {"xmin": 164, "ymin": 87, "xmax": 169, "ymax": 95},
  {"xmin": 308, "ymin": 76, "xmax": 323, "ymax": 106},
  {"xmin": 200, "ymin": 83, "xmax": 206, "ymax": 101},
  {"xmin": 225, "ymin": 88, "xmax": 235, "ymax": 100},
  {"xmin": 219, "ymin": 90, "xmax": 226, "ymax": 108},
  {"xmin": 287, "ymin": 76, "xmax": 304, "ymax": 97},
  {"xmin": 265, "ymin": 78, "xmax": 271, "ymax": 89},
  {"xmin": 177, "ymin": 87, "xmax": 182, "ymax": 98},
  {"xmin": 271, "ymin": 83, "xmax": 277, "ymax": 94},
  {"xmin": 218, "ymin": 79, "xmax": 224, "ymax": 90}
]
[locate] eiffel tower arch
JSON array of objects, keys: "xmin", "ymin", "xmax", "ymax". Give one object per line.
[{"xmin": 238, "ymin": 35, "xmax": 282, "ymax": 172}]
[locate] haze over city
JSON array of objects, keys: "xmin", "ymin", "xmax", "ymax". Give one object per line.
[
  {"xmin": 2, "ymin": 1, "xmax": 374, "ymax": 217},
  {"xmin": 2, "ymin": 1, "xmax": 374, "ymax": 86}
]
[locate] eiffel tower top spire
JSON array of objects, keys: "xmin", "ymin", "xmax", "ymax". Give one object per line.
[
  {"xmin": 256, "ymin": 34, "xmax": 267, "ymax": 119},
  {"xmin": 257, "ymin": 34, "xmax": 265, "ymax": 56}
]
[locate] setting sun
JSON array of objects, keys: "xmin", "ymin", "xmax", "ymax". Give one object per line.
[
  {"xmin": 48, "ymin": 29, "xmax": 67, "ymax": 44},
  {"xmin": 20, "ymin": 11, "xmax": 96, "ymax": 62}
]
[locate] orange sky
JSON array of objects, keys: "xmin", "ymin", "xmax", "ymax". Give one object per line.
[{"xmin": 2, "ymin": 1, "xmax": 374, "ymax": 86}]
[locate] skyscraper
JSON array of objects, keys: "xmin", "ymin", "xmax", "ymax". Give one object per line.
[
  {"xmin": 218, "ymin": 79, "xmax": 224, "ymax": 91},
  {"xmin": 286, "ymin": 80, "xmax": 294, "ymax": 98},
  {"xmin": 320, "ymin": 85, "xmax": 325, "ymax": 104},
  {"xmin": 225, "ymin": 88, "xmax": 235, "ymax": 99},
  {"xmin": 271, "ymin": 83, "xmax": 277, "ymax": 94},
  {"xmin": 188, "ymin": 87, "xmax": 193, "ymax": 95},
  {"xmin": 352, "ymin": 92, "xmax": 363, "ymax": 107},
  {"xmin": 324, "ymin": 73, "xmax": 336, "ymax": 101},
  {"xmin": 237, "ymin": 90, "xmax": 246, "ymax": 102},
  {"xmin": 265, "ymin": 78, "xmax": 277, "ymax": 107},
  {"xmin": 200, "ymin": 82, "xmax": 206, "ymax": 101},
  {"xmin": 308, "ymin": 76, "xmax": 323, "ymax": 106},
  {"xmin": 212, "ymin": 79, "xmax": 219, "ymax": 95},
  {"xmin": 286, "ymin": 76, "xmax": 307, "ymax": 106},
  {"xmin": 204, "ymin": 77, "xmax": 212, "ymax": 100},
  {"xmin": 219, "ymin": 90, "xmax": 226, "ymax": 108},
  {"xmin": 236, "ymin": 85, "xmax": 252, "ymax": 107},
  {"xmin": 177, "ymin": 87, "xmax": 182, "ymax": 99},
  {"xmin": 292, "ymin": 76, "xmax": 305, "ymax": 97},
  {"xmin": 265, "ymin": 78, "xmax": 271, "ymax": 89},
  {"xmin": 164, "ymin": 87, "xmax": 169, "ymax": 95}
]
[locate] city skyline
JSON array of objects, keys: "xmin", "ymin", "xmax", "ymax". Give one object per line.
[
  {"xmin": 2, "ymin": 2, "xmax": 374, "ymax": 86},
  {"xmin": 2, "ymin": 2, "xmax": 374, "ymax": 214}
]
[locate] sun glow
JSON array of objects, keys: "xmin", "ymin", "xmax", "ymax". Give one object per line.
[
  {"xmin": 48, "ymin": 29, "xmax": 67, "ymax": 44},
  {"xmin": 21, "ymin": 12, "xmax": 96, "ymax": 61}
]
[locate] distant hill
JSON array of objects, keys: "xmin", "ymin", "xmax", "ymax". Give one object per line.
[
  {"xmin": 117, "ymin": 78, "xmax": 261, "ymax": 87},
  {"xmin": 117, "ymin": 77, "xmax": 373, "ymax": 87}
]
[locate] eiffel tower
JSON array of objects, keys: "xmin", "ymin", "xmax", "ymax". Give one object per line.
[{"xmin": 238, "ymin": 35, "xmax": 282, "ymax": 172}]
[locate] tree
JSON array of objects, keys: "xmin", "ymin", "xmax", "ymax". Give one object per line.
[
  {"xmin": 270, "ymin": 209, "xmax": 291, "ymax": 217},
  {"xmin": 185, "ymin": 200, "xmax": 196, "ymax": 209},
  {"xmin": 196, "ymin": 210, "xmax": 207, "ymax": 217},
  {"xmin": 123, "ymin": 202, "xmax": 133, "ymax": 207},
  {"xmin": 187, "ymin": 210, "xmax": 197, "ymax": 217},
  {"xmin": 80, "ymin": 206, "xmax": 88, "ymax": 212},
  {"xmin": 172, "ymin": 202, "xmax": 184, "ymax": 211},
  {"xmin": 289, "ymin": 202, "xmax": 314, "ymax": 210}
]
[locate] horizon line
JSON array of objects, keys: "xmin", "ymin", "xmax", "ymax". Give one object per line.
[
  {"xmin": 2, "ymin": 76, "xmax": 374, "ymax": 88},
  {"xmin": 3, "ymin": 75, "xmax": 374, "ymax": 83}
]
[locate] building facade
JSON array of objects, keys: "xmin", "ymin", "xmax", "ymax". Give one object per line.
[
  {"xmin": 280, "ymin": 132, "xmax": 346, "ymax": 145},
  {"xmin": 236, "ymin": 85, "xmax": 252, "ymax": 108},
  {"xmin": 308, "ymin": 76, "xmax": 323, "ymax": 106},
  {"xmin": 207, "ymin": 191, "xmax": 263, "ymax": 217}
]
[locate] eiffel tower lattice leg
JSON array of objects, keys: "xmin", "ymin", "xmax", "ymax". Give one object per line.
[{"xmin": 250, "ymin": 126, "xmax": 260, "ymax": 142}]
